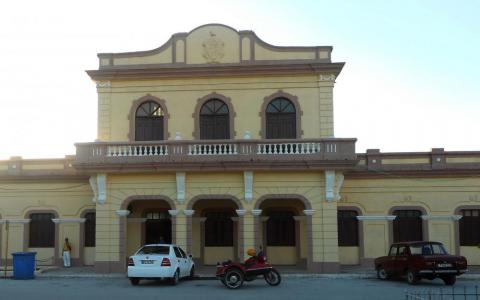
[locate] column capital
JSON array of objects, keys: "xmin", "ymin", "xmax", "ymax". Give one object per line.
[
  {"xmin": 303, "ymin": 209, "xmax": 316, "ymax": 216},
  {"xmin": 183, "ymin": 209, "xmax": 195, "ymax": 216},
  {"xmin": 116, "ymin": 210, "xmax": 131, "ymax": 217},
  {"xmin": 235, "ymin": 209, "xmax": 246, "ymax": 216},
  {"xmin": 251, "ymin": 209, "xmax": 262, "ymax": 216},
  {"xmin": 168, "ymin": 209, "xmax": 179, "ymax": 216}
]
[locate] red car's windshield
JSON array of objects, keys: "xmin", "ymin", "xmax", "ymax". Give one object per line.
[{"xmin": 410, "ymin": 244, "xmax": 447, "ymax": 255}]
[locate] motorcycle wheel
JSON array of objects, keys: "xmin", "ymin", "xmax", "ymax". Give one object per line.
[
  {"xmin": 224, "ymin": 269, "xmax": 244, "ymax": 289},
  {"xmin": 264, "ymin": 269, "xmax": 281, "ymax": 286},
  {"xmin": 220, "ymin": 278, "xmax": 227, "ymax": 287}
]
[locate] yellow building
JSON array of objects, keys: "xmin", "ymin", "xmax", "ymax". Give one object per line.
[{"xmin": 1, "ymin": 24, "xmax": 479, "ymax": 273}]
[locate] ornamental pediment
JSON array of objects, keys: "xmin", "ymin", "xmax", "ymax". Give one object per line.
[{"xmin": 97, "ymin": 24, "xmax": 332, "ymax": 68}]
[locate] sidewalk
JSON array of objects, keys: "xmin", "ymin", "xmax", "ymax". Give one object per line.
[{"xmin": 29, "ymin": 265, "xmax": 480, "ymax": 280}]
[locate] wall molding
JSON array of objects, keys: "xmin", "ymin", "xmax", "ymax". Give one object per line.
[
  {"xmin": 357, "ymin": 215, "xmax": 396, "ymax": 221},
  {"xmin": 52, "ymin": 218, "xmax": 86, "ymax": 224}
]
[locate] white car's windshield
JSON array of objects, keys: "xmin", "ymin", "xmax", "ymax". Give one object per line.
[{"xmin": 137, "ymin": 246, "xmax": 170, "ymax": 255}]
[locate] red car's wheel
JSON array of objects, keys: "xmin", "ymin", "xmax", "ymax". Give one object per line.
[
  {"xmin": 224, "ymin": 268, "xmax": 244, "ymax": 289},
  {"xmin": 376, "ymin": 267, "xmax": 389, "ymax": 280},
  {"xmin": 406, "ymin": 269, "xmax": 419, "ymax": 285},
  {"xmin": 442, "ymin": 275, "xmax": 456, "ymax": 286},
  {"xmin": 264, "ymin": 269, "xmax": 281, "ymax": 286}
]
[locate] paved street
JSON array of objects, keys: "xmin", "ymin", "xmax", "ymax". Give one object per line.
[{"xmin": 0, "ymin": 276, "xmax": 478, "ymax": 300}]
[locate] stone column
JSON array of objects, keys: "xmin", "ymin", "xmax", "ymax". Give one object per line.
[
  {"xmin": 193, "ymin": 217, "xmax": 206, "ymax": 265},
  {"xmin": 260, "ymin": 216, "xmax": 268, "ymax": 256},
  {"xmin": 293, "ymin": 216, "xmax": 306, "ymax": 267},
  {"xmin": 241, "ymin": 209, "xmax": 259, "ymax": 260},
  {"xmin": 168, "ymin": 210, "xmax": 179, "ymax": 246},
  {"xmin": 181, "ymin": 210, "xmax": 194, "ymax": 253},
  {"xmin": 232, "ymin": 209, "xmax": 247, "ymax": 262}
]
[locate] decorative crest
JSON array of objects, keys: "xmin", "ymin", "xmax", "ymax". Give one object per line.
[{"xmin": 202, "ymin": 31, "xmax": 225, "ymax": 64}]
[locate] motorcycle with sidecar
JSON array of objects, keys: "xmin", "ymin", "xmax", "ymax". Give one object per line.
[{"xmin": 215, "ymin": 248, "xmax": 281, "ymax": 289}]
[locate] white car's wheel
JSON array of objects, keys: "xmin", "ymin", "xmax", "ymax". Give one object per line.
[
  {"xmin": 189, "ymin": 266, "xmax": 195, "ymax": 280},
  {"xmin": 170, "ymin": 269, "xmax": 180, "ymax": 286}
]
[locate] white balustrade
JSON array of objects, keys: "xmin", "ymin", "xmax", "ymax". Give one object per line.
[
  {"xmin": 257, "ymin": 142, "xmax": 322, "ymax": 155},
  {"xmin": 106, "ymin": 144, "xmax": 168, "ymax": 157},
  {"xmin": 90, "ymin": 141, "xmax": 333, "ymax": 159},
  {"xmin": 188, "ymin": 143, "xmax": 238, "ymax": 156}
]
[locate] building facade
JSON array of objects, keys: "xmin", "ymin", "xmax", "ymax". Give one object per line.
[{"xmin": 1, "ymin": 24, "xmax": 479, "ymax": 273}]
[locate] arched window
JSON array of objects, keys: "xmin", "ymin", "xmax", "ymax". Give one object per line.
[
  {"xmin": 135, "ymin": 101, "xmax": 164, "ymax": 141},
  {"xmin": 84, "ymin": 212, "xmax": 96, "ymax": 247},
  {"xmin": 393, "ymin": 210, "xmax": 423, "ymax": 242},
  {"xmin": 266, "ymin": 98, "xmax": 296, "ymax": 139},
  {"xmin": 29, "ymin": 213, "xmax": 55, "ymax": 247},
  {"xmin": 200, "ymin": 99, "xmax": 230, "ymax": 139}
]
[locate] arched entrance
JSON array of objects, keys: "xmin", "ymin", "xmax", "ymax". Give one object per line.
[
  {"xmin": 255, "ymin": 195, "xmax": 311, "ymax": 268},
  {"xmin": 187, "ymin": 195, "xmax": 242, "ymax": 265},
  {"xmin": 121, "ymin": 196, "xmax": 176, "ymax": 258},
  {"xmin": 144, "ymin": 211, "xmax": 172, "ymax": 244}
]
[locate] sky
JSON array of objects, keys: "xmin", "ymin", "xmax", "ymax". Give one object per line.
[{"xmin": 0, "ymin": 0, "xmax": 478, "ymax": 160}]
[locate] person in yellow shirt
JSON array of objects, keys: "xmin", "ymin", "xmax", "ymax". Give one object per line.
[{"xmin": 63, "ymin": 238, "xmax": 72, "ymax": 267}]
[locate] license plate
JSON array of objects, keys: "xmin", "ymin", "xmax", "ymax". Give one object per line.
[
  {"xmin": 437, "ymin": 263, "xmax": 452, "ymax": 268},
  {"xmin": 141, "ymin": 260, "xmax": 154, "ymax": 264}
]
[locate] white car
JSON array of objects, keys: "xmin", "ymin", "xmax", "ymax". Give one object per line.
[{"xmin": 127, "ymin": 244, "xmax": 195, "ymax": 286}]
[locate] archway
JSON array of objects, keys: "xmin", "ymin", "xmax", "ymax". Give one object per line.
[
  {"xmin": 254, "ymin": 195, "xmax": 312, "ymax": 268},
  {"xmin": 187, "ymin": 195, "xmax": 242, "ymax": 265},
  {"xmin": 119, "ymin": 196, "xmax": 176, "ymax": 260}
]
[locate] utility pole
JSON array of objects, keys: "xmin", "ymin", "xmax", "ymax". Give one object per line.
[{"xmin": 4, "ymin": 220, "xmax": 9, "ymax": 279}]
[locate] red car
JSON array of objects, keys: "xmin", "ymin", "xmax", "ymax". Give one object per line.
[{"xmin": 374, "ymin": 241, "xmax": 468, "ymax": 285}]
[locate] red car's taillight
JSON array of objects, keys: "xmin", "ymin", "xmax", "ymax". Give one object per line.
[
  {"xmin": 128, "ymin": 258, "xmax": 135, "ymax": 266},
  {"xmin": 161, "ymin": 257, "xmax": 171, "ymax": 267}
]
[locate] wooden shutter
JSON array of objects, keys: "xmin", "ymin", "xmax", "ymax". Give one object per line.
[
  {"xmin": 338, "ymin": 210, "xmax": 359, "ymax": 246},
  {"xmin": 393, "ymin": 210, "xmax": 423, "ymax": 243},
  {"xmin": 84, "ymin": 212, "xmax": 96, "ymax": 247},
  {"xmin": 29, "ymin": 213, "xmax": 55, "ymax": 247}
]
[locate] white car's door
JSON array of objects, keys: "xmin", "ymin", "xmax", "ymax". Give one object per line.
[
  {"xmin": 178, "ymin": 247, "xmax": 191, "ymax": 276},
  {"xmin": 173, "ymin": 246, "xmax": 187, "ymax": 277}
]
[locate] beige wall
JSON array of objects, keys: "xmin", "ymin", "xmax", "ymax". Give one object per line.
[
  {"xmin": 84, "ymin": 247, "xmax": 95, "ymax": 266},
  {"xmin": 341, "ymin": 176, "xmax": 480, "ymax": 265},
  {"xmin": 29, "ymin": 248, "xmax": 54, "ymax": 266},
  {"xmin": 0, "ymin": 180, "xmax": 93, "ymax": 265},
  {"xmin": 97, "ymin": 76, "xmax": 334, "ymax": 141},
  {"xmin": 267, "ymin": 246, "xmax": 296, "ymax": 265},
  {"xmin": 460, "ymin": 247, "xmax": 480, "ymax": 265},
  {"xmin": 204, "ymin": 247, "xmax": 233, "ymax": 265},
  {"xmin": 339, "ymin": 247, "xmax": 360, "ymax": 265}
]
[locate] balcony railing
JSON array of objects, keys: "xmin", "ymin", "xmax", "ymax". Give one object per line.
[{"xmin": 74, "ymin": 138, "xmax": 357, "ymax": 171}]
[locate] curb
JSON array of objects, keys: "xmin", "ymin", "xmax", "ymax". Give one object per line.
[{"xmin": 33, "ymin": 273, "xmax": 480, "ymax": 280}]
